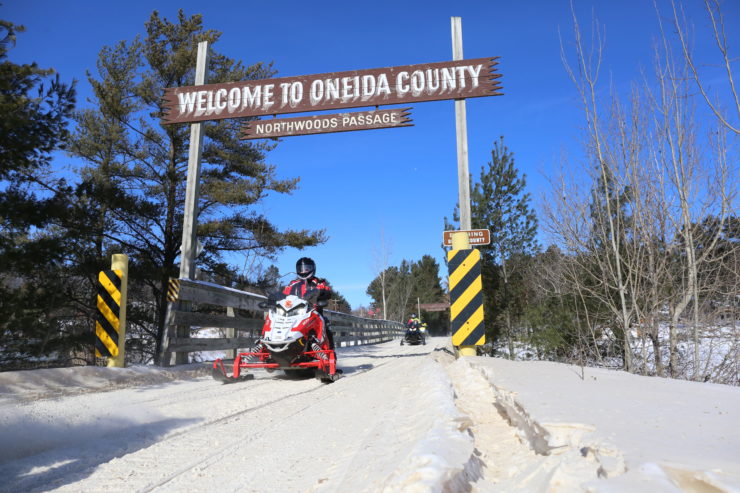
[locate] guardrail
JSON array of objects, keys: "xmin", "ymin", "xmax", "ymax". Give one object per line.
[{"xmin": 161, "ymin": 278, "xmax": 405, "ymax": 366}]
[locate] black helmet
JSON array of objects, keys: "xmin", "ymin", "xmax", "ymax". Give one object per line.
[
  {"xmin": 410, "ymin": 313, "xmax": 417, "ymax": 319},
  {"xmin": 296, "ymin": 257, "xmax": 316, "ymax": 279}
]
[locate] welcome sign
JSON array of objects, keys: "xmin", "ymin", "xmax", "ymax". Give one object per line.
[{"xmin": 162, "ymin": 57, "xmax": 501, "ymax": 124}]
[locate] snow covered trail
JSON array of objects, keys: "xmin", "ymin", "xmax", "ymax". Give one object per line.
[
  {"xmin": 0, "ymin": 338, "xmax": 475, "ymax": 493},
  {"xmin": 5, "ymin": 339, "xmax": 737, "ymax": 492}
]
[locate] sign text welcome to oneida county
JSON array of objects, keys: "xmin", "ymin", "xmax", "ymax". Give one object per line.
[{"xmin": 162, "ymin": 57, "xmax": 501, "ymax": 124}]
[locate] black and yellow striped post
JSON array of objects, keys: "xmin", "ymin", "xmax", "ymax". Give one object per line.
[
  {"xmin": 167, "ymin": 278, "xmax": 180, "ymax": 302},
  {"xmin": 95, "ymin": 254, "xmax": 129, "ymax": 367},
  {"xmin": 447, "ymin": 232, "xmax": 484, "ymax": 356}
]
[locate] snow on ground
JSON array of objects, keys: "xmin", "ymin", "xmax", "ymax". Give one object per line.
[
  {"xmin": 0, "ymin": 340, "xmax": 472, "ymax": 492},
  {"xmin": 454, "ymin": 357, "xmax": 740, "ymax": 492},
  {"xmin": 0, "ymin": 338, "xmax": 738, "ymax": 492}
]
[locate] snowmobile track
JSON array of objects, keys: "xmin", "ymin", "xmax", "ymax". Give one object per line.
[
  {"xmin": 135, "ymin": 362, "xmax": 397, "ymax": 492},
  {"xmin": 1, "ymin": 345, "xmax": 433, "ymax": 493}
]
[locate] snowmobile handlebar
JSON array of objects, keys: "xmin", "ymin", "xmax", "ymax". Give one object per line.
[{"xmin": 258, "ymin": 288, "xmax": 327, "ymax": 310}]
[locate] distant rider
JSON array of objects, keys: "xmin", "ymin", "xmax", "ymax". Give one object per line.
[
  {"xmin": 406, "ymin": 313, "xmax": 421, "ymax": 330},
  {"xmin": 404, "ymin": 313, "xmax": 425, "ymax": 343}
]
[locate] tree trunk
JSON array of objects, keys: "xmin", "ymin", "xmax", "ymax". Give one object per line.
[
  {"xmin": 381, "ymin": 271, "xmax": 387, "ymax": 320},
  {"xmin": 648, "ymin": 324, "xmax": 664, "ymax": 377}
]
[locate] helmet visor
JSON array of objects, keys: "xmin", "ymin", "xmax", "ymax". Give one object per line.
[{"xmin": 296, "ymin": 258, "xmax": 315, "ymax": 279}]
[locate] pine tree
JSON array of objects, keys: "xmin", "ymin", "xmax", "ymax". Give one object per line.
[
  {"xmin": 446, "ymin": 136, "xmax": 538, "ymax": 353},
  {"xmin": 410, "ymin": 255, "xmax": 447, "ymax": 334},
  {"xmin": 0, "ymin": 20, "xmax": 78, "ymax": 367},
  {"xmin": 367, "ymin": 265, "xmax": 407, "ymax": 322},
  {"xmin": 366, "ymin": 256, "xmax": 446, "ymax": 326},
  {"xmin": 68, "ymin": 11, "xmax": 326, "ymax": 363},
  {"xmin": 411, "ymin": 255, "xmax": 445, "ymax": 303},
  {"xmin": 327, "ymin": 289, "xmax": 352, "ymax": 314}
]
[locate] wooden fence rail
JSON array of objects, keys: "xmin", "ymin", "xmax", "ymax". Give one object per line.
[{"xmin": 161, "ymin": 278, "xmax": 404, "ymax": 366}]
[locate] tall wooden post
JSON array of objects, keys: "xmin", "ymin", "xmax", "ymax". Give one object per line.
[
  {"xmin": 451, "ymin": 18, "xmax": 477, "ymax": 357},
  {"xmin": 108, "ymin": 254, "xmax": 129, "ymax": 367},
  {"xmin": 179, "ymin": 40, "xmax": 210, "ymax": 280},
  {"xmin": 451, "ymin": 17, "xmax": 472, "ymax": 231},
  {"xmin": 174, "ymin": 41, "xmax": 209, "ymax": 365}
]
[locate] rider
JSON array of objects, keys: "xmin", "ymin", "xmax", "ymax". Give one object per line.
[
  {"xmin": 404, "ymin": 313, "xmax": 424, "ymax": 342},
  {"xmin": 282, "ymin": 257, "xmax": 335, "ymax": 350},
  {"xmin": 406, "ymin": 313, "xmax": 421, "ymax": 330},
  {"xmin": 251, "ymin": 257, "xmax": 335, "ymax": 360}
]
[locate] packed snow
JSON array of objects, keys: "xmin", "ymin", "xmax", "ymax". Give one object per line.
[{"xmin": 0, "ymin": 338, "xmax": 738, "ymax": 492}]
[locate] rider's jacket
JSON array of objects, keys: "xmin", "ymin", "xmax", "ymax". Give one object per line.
[
  {"xmin": 406, "ymin": 317, "xmax": 421, "ymax": 329},
  {"xmin": 282, "ymin": 277, "xmax": 332, "ymax": 310}
]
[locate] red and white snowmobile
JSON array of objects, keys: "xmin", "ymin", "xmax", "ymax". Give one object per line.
[{"xmin": 212, "ymin": 288, "xmax": 340, "ymax": 383}]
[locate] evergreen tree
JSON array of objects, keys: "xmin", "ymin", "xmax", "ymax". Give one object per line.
[
  {"xmin": 0, "ymin": 20, "xmax": 79, "ymax": 368},
  {"xmin": 252, "ymin": 265, "xmax": 283, "ymax": 294},
  {"xmin": 327, "ymin": 289, "xmax": 352, "ymax": 314},
  {"xmin": 366, "ymin": 255, "xmax": 446, "ymax": 326},
  {"xmin": 367, "ymin": 265, "xmax": 404, "ymax": 322},
  {"xmin": 410, "ymin": 255, "xmax": 445, "ymax": 303},
  {"xmin": 410, "ymin": 255, "xmax": 448, "ymax": 335},
  {"xmin": 446, "ymin": 136, "xmax": 538, "ymax": 353},
  {"xmin": 68, "ymin": 11, "xmax": 326, "ymax": 364},
  {"xmin": 390, "ymin": 260, "xmax": 415, "ymax": 321},
  {"xmin": 0, "ymin": 21, "xmax": 75, "ymax": 180}
]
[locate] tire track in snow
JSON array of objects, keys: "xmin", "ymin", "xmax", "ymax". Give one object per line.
[
  {"xmin": 444, "ymin": 357, "xmax": 606, "ymax": 491},
  {"xmin": 1, "ymin": 377, "xmax": 322, "ymax": 493},
  {"xmin": 138, "ymin": 356, "xmax": 404, "ymax": 492},
  {"xmin": 444, "ymin": 355, "xmax": 541, "ymax": 490},
  {"xmin": 5, "ymin": 344, "xmax": 413, "ymax": 492},
  {"xmin": 145, "ymin": 342, "xmax": 440, "ymax": 492}
]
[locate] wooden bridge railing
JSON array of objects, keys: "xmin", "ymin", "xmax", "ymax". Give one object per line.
[{"xmin": 161, "ymin": 278, "xmax": 405, "ymax": 366}]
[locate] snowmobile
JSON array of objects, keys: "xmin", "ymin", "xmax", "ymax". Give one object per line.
[
  {"xmin": 212, "ymin": 288, "xmax": 340, "ymax": 383},
  {"xmin": 401, "ymin": 325, "xmax": 425, "ymax": 346}
]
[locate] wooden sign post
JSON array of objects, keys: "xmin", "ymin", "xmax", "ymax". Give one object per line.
[
  {"xmin": 452, "ymin": 17, "xmax": 472, "ymax": 232},
  {"xmin": 180, "ymin": 41, "xmax": 209, "ymax": 281}
]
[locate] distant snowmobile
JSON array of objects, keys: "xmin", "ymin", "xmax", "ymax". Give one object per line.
[
  {"xmin": 212, "ymin": 288, "xmax": 340, "ymax": 383},
  {"xmin": 401, "ymin": 326, "xmax": 425, "ymax": 346}
]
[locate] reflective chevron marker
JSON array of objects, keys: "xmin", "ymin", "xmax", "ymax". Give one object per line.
[
  {"xmin": 167, "ymin": 278, "xmax": 180, "ymax": 302},
  {"xmin": 95, "ymin": 270, "xmax": 122, "ymax": 358},
  {"xmin": 447, "ymin": 249, "xmax": 485, "ymax": 346}
]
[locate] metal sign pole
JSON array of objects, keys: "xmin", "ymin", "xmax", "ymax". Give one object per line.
[
  {"xmin": 451, "ymin": 16, "xmax": 472, "ymax": 231},
  {"xmin": 179, "ymin": 41, "xmax": 210, "ymax": 280}
]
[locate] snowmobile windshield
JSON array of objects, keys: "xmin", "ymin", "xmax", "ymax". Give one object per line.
[
  {"xmin": 276, "ymin": 299, "xmax": 307, "ymax": 317},
  {"xmin": 266, "ymin": 288, "xmax": 322, "ymax": 310},
  {"xmin": 271, "ymin": 284, "xmax": 322, "ymax": 300}
]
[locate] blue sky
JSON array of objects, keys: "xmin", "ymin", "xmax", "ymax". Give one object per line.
[{"xmin": 4, "ymin": 1, "xmax": 738, "ymax": 308}]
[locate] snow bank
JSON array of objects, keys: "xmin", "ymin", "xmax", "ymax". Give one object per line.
[
  {"xmin": 0, "ymin": 364, "xmax": 210, "ymax": 401},
  {"xmin": 464, "ymin": 357, "xmax": 740, "ymax": 491},
  {"xmin": 379, "ymin": 359, "xmax": 476, "ymax": 492}
]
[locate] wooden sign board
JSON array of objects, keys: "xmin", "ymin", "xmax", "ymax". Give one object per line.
[
  {"xmin": 418, "ymin": 302, "xmax": 450, "ymax": 312},
  {"xmin": 162, "ymin": 57, "xmax": 502, "ymax": 124},
  {"xmin": 443, "ymin": 229, "xmax": 491, "ymax": 246},
  {"xmin": 242, "ymin": 108, "xmax": 412, "ymax": 139}
]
